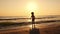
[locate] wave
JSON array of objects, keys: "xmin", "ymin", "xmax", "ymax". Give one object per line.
[{"xmin": 0, "ymin": 15, "xmax": 60, "ymax": 30}]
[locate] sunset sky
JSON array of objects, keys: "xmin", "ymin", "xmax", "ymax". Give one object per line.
[{"xmin": 0, "ymin": 0, "xmax": 60, "ymax": 17}]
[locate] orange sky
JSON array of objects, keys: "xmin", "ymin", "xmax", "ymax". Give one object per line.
[{"xmin": 0, "ymin": 0, "xmax": 60, "ymax": 17}]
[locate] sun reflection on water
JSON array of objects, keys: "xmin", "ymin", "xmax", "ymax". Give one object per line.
[{"xmin": 28, "ymin": 19, "xmax": 31, "ymax": 22}]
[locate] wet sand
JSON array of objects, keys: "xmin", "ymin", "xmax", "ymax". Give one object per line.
[{"xmin": 0, "ymin": 22, "xmax": 60, "ymax": 34}]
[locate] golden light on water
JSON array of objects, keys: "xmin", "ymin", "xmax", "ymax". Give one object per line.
[
  {"xmin": 28, "ymin": 19, "xmax": 31, "ymax": 22},
  {"xmin": 29, "ymin": 25, "xmax": 32, "ymax": 28}
]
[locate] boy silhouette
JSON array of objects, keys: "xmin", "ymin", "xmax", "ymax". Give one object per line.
[{"xmin": 31, "ymin": 12, "xmax": 35, "ymax": 29}]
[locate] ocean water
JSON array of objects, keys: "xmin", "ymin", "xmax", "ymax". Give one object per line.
[
  {"xmin": 0, "ymin": 15, "xmax": 60, "ymax": 23},
  {"xmin": 0, "ymin": 15, "xmax": 60, "ymax": 30}
]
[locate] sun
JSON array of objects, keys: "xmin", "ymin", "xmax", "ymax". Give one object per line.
[{"xmin": 26, "ymin": 2, "xmax": 38, "ymax": 12}]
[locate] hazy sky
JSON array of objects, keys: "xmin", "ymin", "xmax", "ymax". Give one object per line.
[{"xmin": 0, "ymin": 0, "xmax": 60, "ymax": 17}]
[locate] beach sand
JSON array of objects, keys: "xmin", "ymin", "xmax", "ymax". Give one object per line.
[{"xmin": 0, "ymin": 22, "xmax": 60, "ymax": 34}]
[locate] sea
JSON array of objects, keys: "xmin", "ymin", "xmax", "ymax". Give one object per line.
[{"xmin": 0, "ymin": 15, "xmax": 60, "ymax": 30}]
